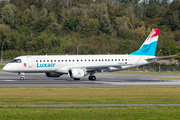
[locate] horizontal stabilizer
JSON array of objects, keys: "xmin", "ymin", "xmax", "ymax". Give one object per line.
[{"xmin": 145, "ymin": 55, "xmax": 176, "ymax": 60}]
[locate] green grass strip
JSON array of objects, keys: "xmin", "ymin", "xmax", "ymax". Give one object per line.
[
  {"xmin": 0, "ymin": 65, "xmax": 4, "ymax": 70},
  {"xmin": 158, "ymin": 77, "xmax": 180, "ymax": 79},
  {"xmin": 0, "ymin": 106, "xmax": 180, "ymax": 119},
  {"xmin": 1, "ymin": 87, "xmax": 180, "ymax": 105},
  {"xmin": 115, "ymin": 71, "xmax": 180, "ymax": 75}
]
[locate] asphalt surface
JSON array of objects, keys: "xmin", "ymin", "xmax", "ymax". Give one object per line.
[{"xmin": 1, "ymin": 70, "xmax": 180, "ymax": 87}]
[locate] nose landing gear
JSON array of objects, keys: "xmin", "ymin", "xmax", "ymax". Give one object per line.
[{"xmin": 19, "ymin": 73, "xmax": 25, "ymax": 81}]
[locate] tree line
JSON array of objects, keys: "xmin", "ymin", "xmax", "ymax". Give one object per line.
[{"xmin": 0, "ymin": 0, "xmax": 179, "ymax": 59}]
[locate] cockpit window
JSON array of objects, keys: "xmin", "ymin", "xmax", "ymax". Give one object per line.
[
  {"xmin": 9, "ymin": 59, "xmax": 21, "ymax": 63},
  {"xmin": 17, "ymin": 59, "xmax": 21, "ymax": 63}
]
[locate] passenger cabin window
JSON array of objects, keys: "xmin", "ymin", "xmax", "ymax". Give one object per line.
[
  {"xmin": 10, "ymin": 59, "xmax": 21, "ymax": 63},
  {"xmin": 58, "ymin": 60, "xmax": 60, "ymax": 62},
  {"xmin": 36, "ymin": 60, "xmax": 38, "ymax": 62},
  {"xmin": 125, "ymin": 59, "xmax": 127, "ymax": 61},
  {"xmin": 40, "ymin": 60, "xmax": 42, "ymax": 62},
  {"xmin": 122, "ymin": 59, "xmax": 124, "ymax": 61},
  {"xmin": 51, "ymin": 60, "xmax": 53, "ymax": 62},
  {"xmin": 54, "ymin": 60, "xmax": 56, "ymax": 62},
  {"xmin": 44, "ymin": 60, "xmax": 45, "ymax": 62},
  {"xmin": 47, "ymin": 60, "xmax": 49, "ymax": 62}
]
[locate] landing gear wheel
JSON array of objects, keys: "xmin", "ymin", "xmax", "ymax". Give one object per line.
[
  {"xmin": 88, "ymin": 76, "xmax": 92, "ymax": 80},
  {"xmin": 89, "ymin": 76, "xmax": 96, "ymax": 81},
  {"xmin": 20, "ymin": 77, "xmax": 24, "ymax": 81},
  {"xmin": 74, "ymin": 78, "xmax": 80, "ymax": 80},
  {"xmin": 91, "ymin": 76, "xmax": 96, "ymax": 81}
]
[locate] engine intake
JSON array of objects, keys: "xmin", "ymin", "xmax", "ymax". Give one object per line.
[
  {"xmin": 68, "ymin": 69, "xmax": 87, "ymax": 78},
  {"xmin": 45, "ymin": 72, "xmax": 62, "ymax": 77}
]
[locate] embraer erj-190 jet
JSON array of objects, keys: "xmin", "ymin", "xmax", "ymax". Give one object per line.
[{"xmin": 3, "ymin": 29, "xmax": 175, "ymax": 80}]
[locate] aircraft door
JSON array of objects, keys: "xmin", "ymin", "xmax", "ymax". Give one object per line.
[{"xmin": 27, "ymin": 56, "xmax": 33, "ymax": 68}]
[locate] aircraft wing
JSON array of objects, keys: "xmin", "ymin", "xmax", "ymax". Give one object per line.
[{"xmin": 82, "ymin": 64, "xmax": 130, "ymax": 72}]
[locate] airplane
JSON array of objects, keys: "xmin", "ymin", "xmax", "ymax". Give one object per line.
[{"xmin": 3, "ymin": 29, "xmax": 175, "ymax": 81}]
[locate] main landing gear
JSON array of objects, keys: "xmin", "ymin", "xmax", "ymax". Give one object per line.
[
  {"xmin": 88, "ymin": 75, "xmax": 96, "ymax": 81},
  {"xmin": 19, "ymin": 72, "xmax": 25, "ymax": 81},
  {"xmin": 88, "ymin": 72, "xmax": 96, "ymax": 81}
]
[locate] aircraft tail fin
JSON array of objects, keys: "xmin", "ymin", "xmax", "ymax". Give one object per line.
[{"xmin": 130, "ymin": 29, "xmax": 160, "ymax": 56}]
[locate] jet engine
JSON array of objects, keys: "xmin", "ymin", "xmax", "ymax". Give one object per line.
[
  {"xmin": 45, "ymin": 72, "xmax": 62, "ymax": 77},
  {"xmin": 68, "ymin": 69, "xmax": 87, "ymax": 78}
]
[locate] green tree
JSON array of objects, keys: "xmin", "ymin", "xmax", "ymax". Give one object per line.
[
  {"xmin": 145, "ymin": 3, "xmax": 158, "ymax": 18},
  {"xmin": 163, "ymin": 0, "xmax": 180, "ymax": 30},
  {"xmin": 10, "ymin": 0, "xmax": 27, "ymax": 11},
  {"xmin": 0, "ymin": 4, "xmax": 16, "ymax": 27},
  {"xmin": 94, "ymin": 3, "xmax": 111, "ymax": 33},
  {"xmin": 63, "ymin": 16, "xmax": 79, "ymax": 31},
  {"xmin": 162, "ymin": 43, "xmax": 178, "ymax": 55},
  {"xmin": 0, "ymin": 24, "xmax": 10, "ymax": 40}
]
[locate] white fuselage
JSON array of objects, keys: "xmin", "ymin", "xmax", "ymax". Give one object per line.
[{"xmin": 3, "ymin": 54, "xmax": 155, "ymax": 74}]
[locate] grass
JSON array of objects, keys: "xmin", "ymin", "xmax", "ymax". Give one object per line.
[
  {"xmin": 0, "ymin": 106, "xmax": 180, "ymax": 119},
  {"xmin": 116, "ymin": 70, "xmax": 180, "ymax": 75},
  {"xmin": 158, "ymin": 77, "xmax": 180, "ymax": 79},
  {"xmin": 1, "ymin": 87, "xmax": 180, "ymax": 105},
  {"xmin": 1, "ymin": 87, "xmax": 180, "ymax": 119},
  {"xmin": 0, "ymin": 65, "xmax": 4, "ymax": 70}
]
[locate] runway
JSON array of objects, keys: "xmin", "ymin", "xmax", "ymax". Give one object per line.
[{"xmin": 0, "ymin": 70, "xmax": 180, "ymax": 86}]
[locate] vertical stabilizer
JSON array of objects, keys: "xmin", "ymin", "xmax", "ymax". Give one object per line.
[{"xmin": 130, "ymin": 29, "xmax": 160, "ymax": 56}]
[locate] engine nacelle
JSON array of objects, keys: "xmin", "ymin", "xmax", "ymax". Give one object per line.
[
  {"xmin": 68, "ymin": 69, "xmax": 87, "ymax": 78},
  {"xmin": 45, "ymin": 72, "xmax": 62, "ymax": 77}
]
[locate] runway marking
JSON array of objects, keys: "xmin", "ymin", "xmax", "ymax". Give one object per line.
[
  {"xmin": 0, "ymin": 80, "xmax": 17, "ymax": 81},
  {"xmin": 84, "ymin": 81, "xmax": 180, "ymax": 86}
]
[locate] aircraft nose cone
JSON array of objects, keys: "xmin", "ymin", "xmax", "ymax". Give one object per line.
[{"xmin": 3, "ymin": 64, "xmax": 10, "ymax": 71}]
